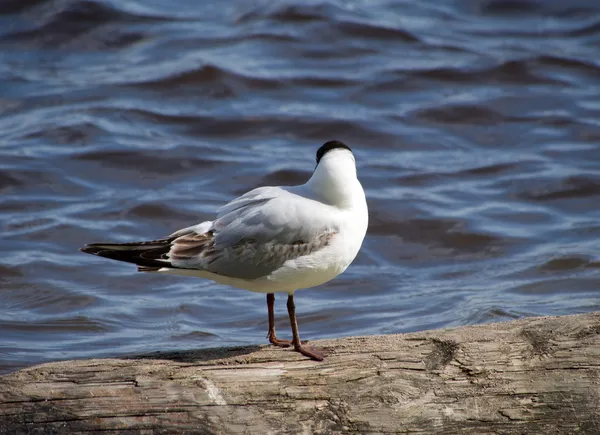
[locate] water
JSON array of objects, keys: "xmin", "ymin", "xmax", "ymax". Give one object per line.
[{"xmin": 1, "ymin": 0, "xmax": 600, "ymax": 374}]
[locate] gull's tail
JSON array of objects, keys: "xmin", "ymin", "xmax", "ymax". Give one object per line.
[{"xmin": 80, "ymin": 239, "xmax": 174, "ymax": 271}]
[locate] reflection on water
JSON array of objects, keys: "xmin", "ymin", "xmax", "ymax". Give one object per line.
[{"xmin": 1, "ymin": 0, "xmax": 600, "ymax": 373}]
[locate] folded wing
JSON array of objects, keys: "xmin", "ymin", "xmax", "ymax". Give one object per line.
[
  {"xmin": 170, "ymin": 186, "xmax": 337, "ymax": 279},
  {"xmin": 82, "ymin": 186, "xmax": 338, "ymax": 280}
]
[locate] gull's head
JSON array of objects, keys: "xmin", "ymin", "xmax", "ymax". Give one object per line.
[
  {"xmin": 306, "ymin": 140, "xmax": 362, "ymax": 207},
  {"xmin": 315, "ymin": 140, "xmax": 354, "ymax": 167}
]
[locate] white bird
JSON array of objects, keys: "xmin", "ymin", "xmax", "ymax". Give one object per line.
[{"xmin": 81, "ymin": 141, "xmax": 368, "ymax": 360}]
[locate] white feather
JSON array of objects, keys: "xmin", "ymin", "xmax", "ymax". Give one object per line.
[{"xmin": 159, "ymin": 147, "xmax": 368, "ymax": 294}]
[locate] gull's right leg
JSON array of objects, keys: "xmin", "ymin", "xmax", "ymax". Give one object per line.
[{"xmin": 287, "ymin": 294, "xmax": 325, "ymax": 361}]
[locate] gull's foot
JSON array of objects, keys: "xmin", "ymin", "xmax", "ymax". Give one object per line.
[
  {"xmin": 294, "ymin": 344, "xmax": 325, "ymax": 361},
  {"xmin": 267, "ymin": 331, "xmax": 292, "ymax": 348},
  {"xmin": 267, "ymin": 331, "xmax": 310, "ymax": 348},
  {"xmin": 269, "ymin": 337, "xmax": 292, "ymax": 348}
]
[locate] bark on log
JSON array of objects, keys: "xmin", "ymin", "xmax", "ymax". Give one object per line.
[{"xmin": 2, "ymin": 312, "xmax": 600, "ymax": 434}]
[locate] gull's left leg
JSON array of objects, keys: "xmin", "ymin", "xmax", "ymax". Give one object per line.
[
  {"xmin": 287, "ymin": 294, "xmax": 325, "ymax": 361},
  {"xmin": 266, "ymin": 293, "xmax": 292, "ymax": 347}
]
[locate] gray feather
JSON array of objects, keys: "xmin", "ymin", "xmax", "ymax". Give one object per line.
[{"xmin": 168, "ymin": 186, "xmax": 337, "ymax": 279}]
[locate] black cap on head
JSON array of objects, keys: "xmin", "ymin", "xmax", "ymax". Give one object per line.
[{"xmin": 316, "ymin": 140, "xmax": 352, "ymax": 165}]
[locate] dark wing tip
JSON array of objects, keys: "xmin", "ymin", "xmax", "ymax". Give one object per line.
[
  {"xmin": 138, "ymin": 265, "xmax": 161, "ymax": 272},
  {"xmin": 316, "ymin": 140, "xmax": 352, "ymax": 164},
  {"xmin": 79, "ymin": 241, "xmax": 173, "ymax": 269},
  {"xmin": 80, "ymin": 245, "xmax": 101, "ymax": 255}
]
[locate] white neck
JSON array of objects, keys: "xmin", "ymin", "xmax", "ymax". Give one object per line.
[{"xmin": 305, "ymin": 150, "xmax": 364, "ymax": 208}]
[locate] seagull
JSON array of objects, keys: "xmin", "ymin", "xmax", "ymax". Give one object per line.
[{"xmin": 81, "ymin": 141, "xmax": 368, "ymax": 361}]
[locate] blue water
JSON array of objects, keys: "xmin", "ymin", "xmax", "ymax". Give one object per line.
[{"xmin": 1, "ymin": 0, "xmax": 600, "ymax": 373}]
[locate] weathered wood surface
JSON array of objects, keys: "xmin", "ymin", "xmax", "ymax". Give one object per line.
[{"xmin": 2, "ymin": 312, "xmax": 600, "ymax": 435}]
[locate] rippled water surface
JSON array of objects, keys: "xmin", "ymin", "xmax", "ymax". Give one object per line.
[{"xmin": 2, "ymin": 0, "xmax": 600, "ymax": 373}]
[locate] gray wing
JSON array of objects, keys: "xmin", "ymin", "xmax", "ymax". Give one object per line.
[{"xmin": 168, "ymin": 186, "xmax": 337, "ymax": 279}]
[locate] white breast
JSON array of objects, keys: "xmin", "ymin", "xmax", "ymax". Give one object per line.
[{"xmin": 261, "ymin": 200, "xmax": 368, "ymax": 294}]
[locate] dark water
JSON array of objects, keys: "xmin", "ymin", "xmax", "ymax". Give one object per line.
[{"xmin": 1, "ymin": 0, "xmax": 600, "ymax": 374}]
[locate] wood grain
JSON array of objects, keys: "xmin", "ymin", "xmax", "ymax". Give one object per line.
[{"xmin": 2, "ymin": 312, "xmax": 600, "ymax": 434}]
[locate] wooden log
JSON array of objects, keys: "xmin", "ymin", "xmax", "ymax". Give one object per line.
[{"xmin": 2, "ymin": 312, "xmax": 600, "ymax": 434}]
